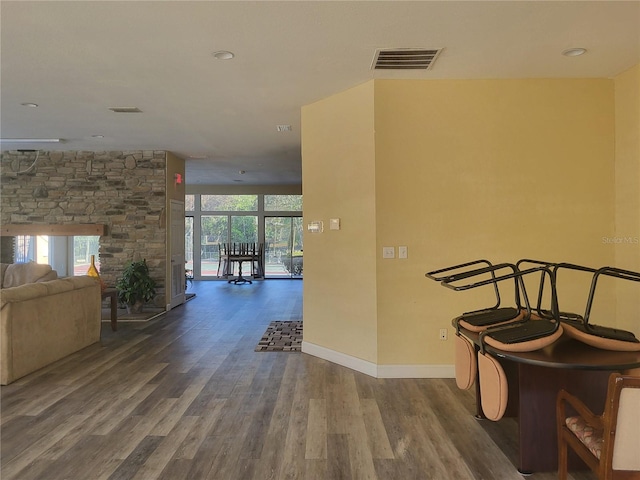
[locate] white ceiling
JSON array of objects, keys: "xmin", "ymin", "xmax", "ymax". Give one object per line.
[{"xmin": 1, "ymin": 1, "xmax": 639, "ymax": 186}]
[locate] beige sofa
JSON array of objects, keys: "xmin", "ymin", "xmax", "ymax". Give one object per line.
[{"xmin": 0, "ymin": 262, "xmax": 102, "ymax": 385}]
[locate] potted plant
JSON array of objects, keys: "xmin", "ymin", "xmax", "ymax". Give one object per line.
[{"xmin": 116, "ymin": 259, "xmax": 156, "ymax": 314}]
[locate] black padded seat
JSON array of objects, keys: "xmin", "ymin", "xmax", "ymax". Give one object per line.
[
  {"xmin": 482, "ymin": 319, "xmax": 564, "ymax": 353},
  {"xmin": 457, "ymin": 307, "xmax": 524, "ymax": 333}
]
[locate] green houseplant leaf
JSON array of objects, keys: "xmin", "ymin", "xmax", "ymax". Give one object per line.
[{"xmin": 116, "ymin": 259, "xmax": 156, "ymax": 307}]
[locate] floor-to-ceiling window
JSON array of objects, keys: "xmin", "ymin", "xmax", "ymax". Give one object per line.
[
  {"xmin": 186, "ymin": 193, "xmax": 302, "ymax": 280},
  {"xmin": 264, "ymin": 195, "xmax": 303, "ymax": 278}
]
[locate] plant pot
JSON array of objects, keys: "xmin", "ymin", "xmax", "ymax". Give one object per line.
[{"xmin": 126, "ymin": 300, "xmax": 145, "ymax": 314}]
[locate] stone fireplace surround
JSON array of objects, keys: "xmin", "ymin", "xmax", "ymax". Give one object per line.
[{"xmin": 0, "ymin": 150, "xmax": 168, "ymax": 308}]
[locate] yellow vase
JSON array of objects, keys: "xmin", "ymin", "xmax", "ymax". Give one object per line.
[{"xmin": 87, "ymin": 255, "xmax": 106, "ymax": 292}]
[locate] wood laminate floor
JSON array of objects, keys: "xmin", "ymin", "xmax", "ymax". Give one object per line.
[{"xmin": 1, "ymin": 280, "xmax": 595, "ymax": 480}]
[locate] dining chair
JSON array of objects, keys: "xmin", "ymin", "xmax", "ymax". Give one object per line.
[
  {"xmin": 426, "ymin": 260, "xmax": 525, "ymax": 333},
  {"xmin": 250, "ymin": 242, "xmax": 264, "ymax": 278},
  {"xmin": 557, "ymin": 373, "xmax": 640, "ymax": 480},
  {"xmin": 557, "ymin": 266, "xmax": 640, "ymax": 352},
  {"xmin": 217, "ymin": 243, "xmax": 230, "ymax": 277}
]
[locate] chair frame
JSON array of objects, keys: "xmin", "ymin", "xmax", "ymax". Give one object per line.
[
  {"xmin": 426, "ymin": 260, "xmax": 529, "ymax": 334},
  {"xmin": 557, "ymin": 373, "xmax": 640, "ymax": 480},
  {"xmin": 552, "ymin": 263, "xmax": 640, "ymax": 349}
]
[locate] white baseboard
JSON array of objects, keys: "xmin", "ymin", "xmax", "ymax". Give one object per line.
[
  {"xmin": 376, "ymin": 364, "xmax": 455, "ymax": 378},
  {"xmin": 302, "ymin": 341, "xmax": 378, "ymax": 377},
  {"xmin": 301, "ymin": 341, "xmax": 455, "ymax": 379}
]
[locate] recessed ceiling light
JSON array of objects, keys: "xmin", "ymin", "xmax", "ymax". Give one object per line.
[
  {"xmin": 20, "ymin": 102, "xmax": 38, "ymax": 107},
  {"xmin": 562, "ymin": 48, "xmax": 587, "ymax": 57},
  {"xmin": 212, "ymin": 50, "xmax": 234, "ymax": 60},
  {"xmin": 92, "ymin": 134, "xmax": 104, "ymax": 138}
]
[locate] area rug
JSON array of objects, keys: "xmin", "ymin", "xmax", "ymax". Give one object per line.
[{"xmin": 255, "ymin": 321, "xmax": 303, "ymax": 352}]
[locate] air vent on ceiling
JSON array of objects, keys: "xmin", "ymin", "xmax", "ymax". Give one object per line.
[
  {"xmin": 372, "ymin": 48, "xmax": 443, "ymax": 70},
  {"xmin": 109, "ymin": 107, "xmax": 143, "ymax": 113}
]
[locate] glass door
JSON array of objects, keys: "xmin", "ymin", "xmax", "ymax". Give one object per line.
[
  {"xmin": 200, "ymin": 215, "xmax": 228, "ymax": 277},
  {"xmin": 185, "ymin": 216, "xmax": 193, "ymax": 275},
  {"xmin": 264, "ymin": 216, "xmax": 303, "ymax": 278}
]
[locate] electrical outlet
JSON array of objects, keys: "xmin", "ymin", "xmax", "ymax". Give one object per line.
[{"xmin": 439, "ymin": 328, "xmax": 448, "ymax": 341}]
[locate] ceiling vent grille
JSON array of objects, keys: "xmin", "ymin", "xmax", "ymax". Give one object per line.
[
  {"xmin": 372, "ymin": 48, "xmax": 443, "ymax": 70},
  {"xmin": 109, "ymin": 107, "xmax": 143, "ymax": 113}
]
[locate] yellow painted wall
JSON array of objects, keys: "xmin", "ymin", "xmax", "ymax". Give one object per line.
[
  {"xmin": 301, "ymin": 82, "xmax": 378, "ymax": 363},
  {"xmin": 374, "ymin": 79, "xmax": 615, "ymax": 364},
  {"xmin": 614, "ymin": 64, "xmax": 640, "ymax": 335},
  {"xmin": 302, "ymin": 78, "xmax": 617, "ymax": 367}
]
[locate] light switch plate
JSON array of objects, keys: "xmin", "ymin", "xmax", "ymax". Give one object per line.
[
  {"xmin": 307, "ymin": 221, "xmax": 323, "ymax": 233},
  {"xmin": 398, "ymin": 246, "xmax": 408, "ymax": 259},
  {"xmin": 382, "ymin": 246, "xmax": 395, "ymax": 259},
  {"xmin": 330, "ymin": 218, "xmax": 340, "ymax": 230}
]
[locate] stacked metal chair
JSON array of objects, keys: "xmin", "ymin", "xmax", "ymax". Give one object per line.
[
  {"xmin": 427, "ymin": 258, "xmax": 640, "ymax": 421},
  {"xmin": 427, "ymin": 260, "xmax": 563, "ymax": 420}
]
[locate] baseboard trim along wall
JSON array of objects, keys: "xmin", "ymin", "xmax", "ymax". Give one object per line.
[{"xmin": 301, "ymin": 341, "xmax": 455, "ymax": 379}]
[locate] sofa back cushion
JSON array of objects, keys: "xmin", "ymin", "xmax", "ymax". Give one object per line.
[{"xmin": 2, "ymin": 262, "xmax": 58, "ymax": 288}]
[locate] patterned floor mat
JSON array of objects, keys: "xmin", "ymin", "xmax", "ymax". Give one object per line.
[{"xmin": 255, "ymin": 320, "xmax": 303, "ymax": 352}]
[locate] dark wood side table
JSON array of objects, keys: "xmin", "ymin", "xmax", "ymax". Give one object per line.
[
  {"xmin": 458, "ymin": 326, "xmax": 640, "ymax": 473},
  {"xmin": 101, "ymin": 288, "xmax": 118, "ymax": 331}
]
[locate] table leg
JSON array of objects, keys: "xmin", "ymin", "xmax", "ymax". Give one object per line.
[
  {"xmin": 228, "ymin": 260, "xmax": 252, "ymax": 284},
  {"xmin": 109, "ymin": 293, "xmax": 117, "ymax": 331}
]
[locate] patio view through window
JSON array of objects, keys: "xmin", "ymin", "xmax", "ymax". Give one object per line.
[
  {"xmin": 186, "ymin": 194, "xmax": 302, "ymax": 279},
  {"xmin": 13, "ymin": 234, "xmax": 100, "ymax": 277}
]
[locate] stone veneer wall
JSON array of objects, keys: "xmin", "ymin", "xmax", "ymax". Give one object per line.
[{"xmin": 0, "ymin": 150, "xmax": 167, "ymax": 307}]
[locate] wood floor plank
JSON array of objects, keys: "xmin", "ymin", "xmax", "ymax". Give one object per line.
[
  {"xmin": 173, "ymin": 398, "xmax": 227, "ymax": 460},
  {"xmin": 91, "ymin": 383, "xmax": 160, "ymax": 436},
  {"xmin": 248, "ymin": 357, "xmax": 298, "ymax": 479},
  {"xmin": 110, "ymin": 399, "xmax": 177, "ymax": 460},
  {"xmin": 359, "ymin": 398, "xmax": 394, "ymax": 460},
  {"xmin": 182, "ymin": 435, "xmax": 225, "ymax": 480},
  {"xmin": 327, "ymin": 434, "xmax": 353, "ymax": 480},
  {"xmin": 132, "ymin": 416, "xmax": 199, "ymax": 479},
  {"xmin": 305, "ymin": 398, "xmax": 327, "ymax": 460},
  {"xmin": 107, "ymin": 435, "xmax": 164, "ymax": 480},
  {"xmin": 276, "ymin": 371, "xmax": 309, "ymax": 479},
  {"xmin": 149, "ymin": 383, "xmax": 206, "ymax": 436},
  {"xmin": 304, "ymin": 459, "xmax": 328, "ymax": 480},
  {"xmin": 0, "ymin": 414, "xmax": 90, "ymax": 478}
]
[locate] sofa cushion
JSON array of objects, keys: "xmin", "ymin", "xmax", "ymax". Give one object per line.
[
  {"xmin": 1, "ymin": 277, "xmax": 100, "ymax": 308},
  {"xmin": 0, "ymin": 283, "xmax": 50, "ymax": 307},
  {"xmin": 2, "ymin": 262, "xmax": 58, "ymax": 288}
]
